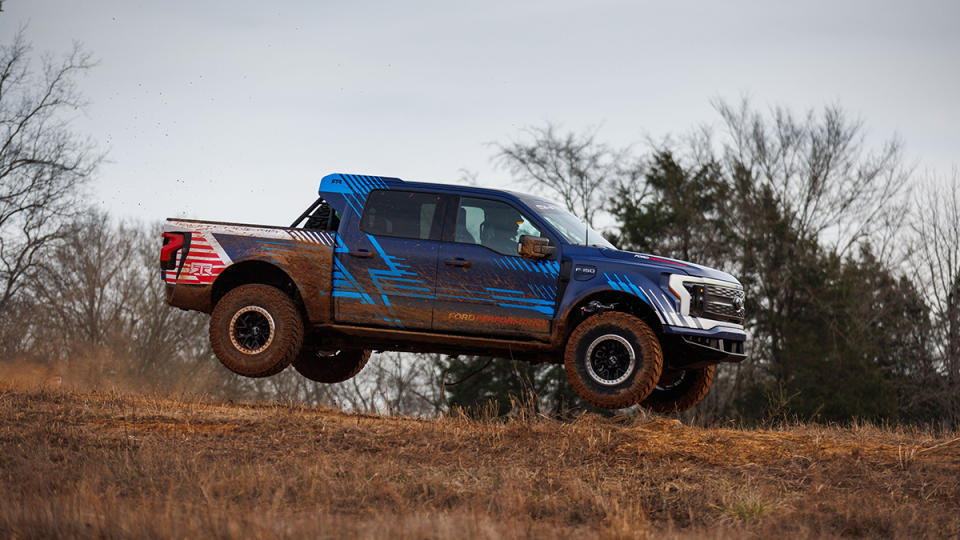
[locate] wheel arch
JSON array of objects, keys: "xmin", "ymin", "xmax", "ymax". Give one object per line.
[
  {"xmin": 558, "ymin": 288, "xmax": 664, "ymax": 344},
  {"xmin": 211, "ymin": 259, "xmax": 304, "ymax": 313}
]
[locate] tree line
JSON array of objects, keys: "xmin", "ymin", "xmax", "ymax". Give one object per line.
[
  {"xmin": 2, "ymin": 32, "xmax": 957, "ymax": 426},
  {"xmin": 482, "ymin": 110, "xmax": 958, "ymax": 427}
]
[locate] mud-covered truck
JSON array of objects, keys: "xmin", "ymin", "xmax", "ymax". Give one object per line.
[{"xmin": 161, "ymin": 173, "xmax": 746, "ymax": 411}]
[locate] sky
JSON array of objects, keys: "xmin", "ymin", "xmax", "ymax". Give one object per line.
[{"xmin": 1, "ymin": 0, "xmax": 958, "ymax": 227}]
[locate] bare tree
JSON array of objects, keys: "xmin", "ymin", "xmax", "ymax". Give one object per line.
[
  {"xmin": 361, "ymin": 352, "xmax": 446, "ymax": 415},
  {"xmin": 912, "ymin": 172, "xmax": 960, "ymax": 333},
  {"xmin": 493, "ymin": 124, "xmax": 639, "ymax": 227},
  {"xmin": 713, "ymin": 98, "xmax": 911, "ymax": 256},
  {"xmin": 13, "ymin": 212, "xmax": 248, "ymax": 396},
  {"xmin": 910, "ymin": 170, "xmax": 960, "ymax": 422},
  {"xmin": 0, "ymin": 29, "xmax": 100, "ymax": 317},
  {"xmin": 29, "ymin": 211, "xmax": 137, "ymax": 353}
]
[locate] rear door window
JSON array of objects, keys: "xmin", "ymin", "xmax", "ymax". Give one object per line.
[{"xmin": 360, "ymin": 190, "xmax": 443, "ymax": 241}]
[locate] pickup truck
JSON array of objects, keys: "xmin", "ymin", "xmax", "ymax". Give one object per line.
[{"xmin": 161, "ymin": 173, "xmax": 746, "ymax": 411}]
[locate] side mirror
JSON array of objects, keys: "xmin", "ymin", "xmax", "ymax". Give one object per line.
[{"xmin": 518, "ymin": 235, "xmax": 556, "ymax": 259}]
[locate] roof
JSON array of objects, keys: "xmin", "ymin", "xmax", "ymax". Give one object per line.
[{"xmin": 317, "ymin": 172, "xmax": 537, "ymax": 201}]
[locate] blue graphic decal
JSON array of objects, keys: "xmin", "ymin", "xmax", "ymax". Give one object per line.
[
  {"xmin": 492, "ymin": 257, "xmax": 560, "ymax": 276},
  {"xmin": 527, "ymin": 283, "xmax": 557, "ymax": 300},
  {"xmin": 486, "ymin": 287, "xmax": 555, "ymax": 316},
  {"xmin": 334, "ymin": 235, "xmax": 350, "ymax": 254},
  {"xmin": 600, "ymin": 272, "xmax": 685, "ymax": 325},
  {"xmin": 485, "ymin": 287, "xmax": 524, "ymax": 294},
  {"xmin": 433, "ymin": 284, "xmax": 556, "ymax": 316},
  {"xmin": 366, "ymin": 236, "xmax": 432, "ymax": 300},
  {"xmin": 318, "ymin": 173, "xmax": 396, "ymax": 220},
  {"xmin": 333, "ymin": 258, "xmax": 373, "ymax": 304},
  {"xmin": 603, "ymin": 272, "xmax": 649, "ymax": 303},
  {"xmin": 333, "ymin": 235, "xmax": 438, "ymax": 328}
]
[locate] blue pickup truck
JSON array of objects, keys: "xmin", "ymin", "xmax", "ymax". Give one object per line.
[{"xmin": 161, "ymin": 173, "xmax": 746, "ymax": 411}]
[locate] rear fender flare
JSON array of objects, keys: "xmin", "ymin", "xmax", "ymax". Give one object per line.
[{"xmin": 211, "ymin": 259, "xmax": 318, "ymax": 320}]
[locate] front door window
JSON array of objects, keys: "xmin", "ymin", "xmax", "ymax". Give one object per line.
[{"xmin": 455, "ymin": 197, "xmax": 544, "ymax": 255}]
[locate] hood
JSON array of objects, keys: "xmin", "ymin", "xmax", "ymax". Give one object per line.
[{"xmin": 599, "ymin": 249, "xmax": 740, "ymax": 284}]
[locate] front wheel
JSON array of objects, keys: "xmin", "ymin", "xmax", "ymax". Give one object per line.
[
  {"xmin": 209, "ymin": 284, "xmax": 304, "ymax": 377},
  {"xmin": 564, "ymin": 312, "xmax": 663, "ymax": 409},
  {"xmin": 640, "ymin": 365, "xmax": 715, "ymax": 413}
]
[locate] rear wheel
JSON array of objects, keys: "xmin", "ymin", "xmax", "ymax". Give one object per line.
[
  {"xmin": 209, "ymin": 284, "xmax": 304, "ymax": 377},
  {"xmin": 564, "ymin": 312, "xmax": 662, "ymax": 409},
  {"xmin": 640, "ymin": 365, "xmax": 715, "ymax": 413},
  {"xmin": 293, "ymin": 348, "xmax": 371, "ymax": 383}
]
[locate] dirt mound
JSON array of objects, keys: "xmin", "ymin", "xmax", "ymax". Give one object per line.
[{"xmin": 0, "ymin": 385, "xmax": 957, "ymax": 538}]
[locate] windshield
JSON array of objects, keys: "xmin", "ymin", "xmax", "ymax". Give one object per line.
[{"xmin": 516, "ymin": 194, "xmax": 616, "ymax": 249}]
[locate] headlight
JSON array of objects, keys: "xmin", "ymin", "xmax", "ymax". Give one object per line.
[{"xmin": 683, "ymin": 282, "xmax": 707, "ymax": 317}]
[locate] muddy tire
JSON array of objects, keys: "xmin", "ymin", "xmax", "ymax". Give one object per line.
[
  {"xmin": 564, "ymin": 312, "xmax": 663, "ymax": 409},
  {"xmin": 209, "ymin": 284, "xmax": 304, "ymax": 378},
  {"xmin": 293, "ymin": 349, "xmax": 371, "ymax": 383},
  {"xmin": 640, "ymin": 365, "xmax": 715, "ymax": 413}
]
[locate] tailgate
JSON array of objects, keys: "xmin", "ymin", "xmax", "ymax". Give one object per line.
[{"xmin": 160, "ymin": 222, "xmax": 233, "ymax": 286}]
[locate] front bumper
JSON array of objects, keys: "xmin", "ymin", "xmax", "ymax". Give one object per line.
[{"xmin": 662, "ymin": 324, "xmax": 747, "ymax": 367}]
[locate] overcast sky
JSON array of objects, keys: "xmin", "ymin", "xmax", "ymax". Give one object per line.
[{"xmin": 1, "ymin": 0, "xmax": 957, "ymax": 226}]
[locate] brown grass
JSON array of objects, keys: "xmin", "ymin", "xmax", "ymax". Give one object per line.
[{"xmin": 0, "ymin": 382, "xmax": 958, "ymax": 539}]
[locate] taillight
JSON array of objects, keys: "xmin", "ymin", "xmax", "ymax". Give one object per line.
[{"xmin": 161, "ymin": 232, "xmax": 185, "ymax": 270}]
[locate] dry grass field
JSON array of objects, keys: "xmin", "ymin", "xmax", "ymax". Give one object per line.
[{"xmin": 0, "ymin": 374, "xmax": 958, "ymax": 539}]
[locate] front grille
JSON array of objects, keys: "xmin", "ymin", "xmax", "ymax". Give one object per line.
[
  {"xmin": 703, "ymin": 284, "xmax": 745, "ymax": 323},
  {"xmin": 685, "ymin": 282, "xmax": 745, "ymax": 324}
]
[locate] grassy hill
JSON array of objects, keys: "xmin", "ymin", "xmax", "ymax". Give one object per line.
[{"xmin": 0, "ymin": 381, "xmax": 957, "ymax": 538}]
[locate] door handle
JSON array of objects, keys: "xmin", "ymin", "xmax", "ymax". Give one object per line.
[
  {"xmin": 444, "ymin": 257, "xmax": 471, "ymax": 268},
  {"xmin": 349, "ymin": 249, "xmax": 374, "ymax": 259}
]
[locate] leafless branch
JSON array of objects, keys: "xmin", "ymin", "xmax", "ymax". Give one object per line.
[{"xmin": 0, "ymin": 28, "xmax": 101, "ymax": 316}]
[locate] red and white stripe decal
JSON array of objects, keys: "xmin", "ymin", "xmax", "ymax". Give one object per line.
[{"xmin": 163, "ymin": 232, "xmax": 231, "ymax": 285}]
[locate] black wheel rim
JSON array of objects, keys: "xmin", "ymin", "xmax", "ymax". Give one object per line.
[
  {"xmin": 229, "ymin": 306, "xmax": 275, "ymax": 354},
  {"xmin": 585, "ymin": 334, "xmax": 636, "ymax": 385}
]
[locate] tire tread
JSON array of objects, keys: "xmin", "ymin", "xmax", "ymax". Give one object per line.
[
  {"xmin": 209, "ymin": 284, "xmax": 304, "ymax": 378},
  {"xmin": 640, "ymin": 365, "xmax": 715, "ymax": 413},
  {"xmin": 564, "ymin": 312, "xmax": 663, "ymax": 409},
  {"xmin": 293, "ymin": 349, "xmax": 371, "ymax": 383}
]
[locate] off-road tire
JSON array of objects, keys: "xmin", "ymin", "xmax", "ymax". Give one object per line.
[
  {"xmin": 564, "ymin": 312, "xmax": 663, "ymax": 409},
  {"xmin": 640, "ymin": 365, "xmax": 715, "ymax": 413},
  {"xmin": 209, "ymin": 284, "xmax": 304, "ymax": 378},
  {"xmin": 293, "ymin": 349, "xmax": 371, "ymax": 384}
]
